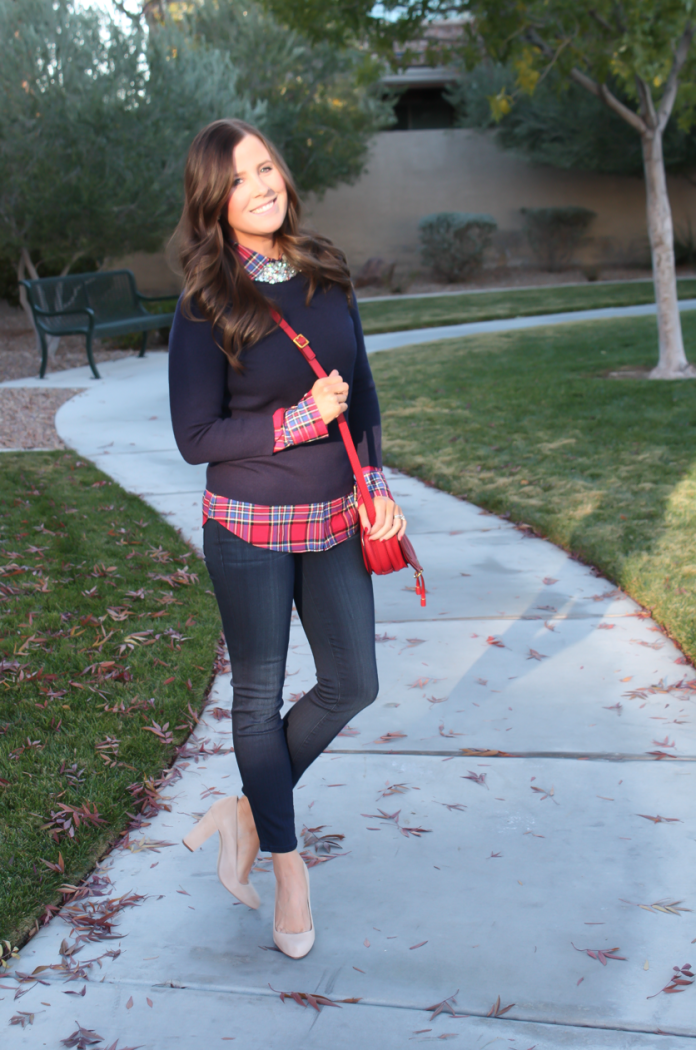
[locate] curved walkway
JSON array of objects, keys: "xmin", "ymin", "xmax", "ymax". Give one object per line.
[
  {"xmin": 2, "ymin": 309, "xmax": 696, "ymax": 1048},
  {"xmin": 363, "ymin": 297, "xmax": 696, "ymax": 353}
]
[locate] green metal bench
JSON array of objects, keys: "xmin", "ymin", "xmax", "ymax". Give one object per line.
[{"xmin": 20, "ymin": 269, "xmax": 176, "ymax": 380}]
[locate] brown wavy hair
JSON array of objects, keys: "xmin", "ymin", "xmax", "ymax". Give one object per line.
[{"xmin": 175, "ymin": 119, "xmax": 353, "ymax": 371}]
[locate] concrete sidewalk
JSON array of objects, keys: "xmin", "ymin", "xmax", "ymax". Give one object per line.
[{"xmin": 2, "ymin": 337, "xmax": 696, "ymax": 1048}]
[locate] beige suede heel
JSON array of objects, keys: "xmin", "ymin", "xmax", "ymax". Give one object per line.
[
  {"xmin": 183, "ymin": 796, "xmax": 260, "ymax": 910},
  {"xmin": 273, "ymin": 858, "xmax": 314, "ymax": 959}
]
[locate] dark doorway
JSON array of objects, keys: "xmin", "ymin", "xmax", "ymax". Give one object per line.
[{"xmin": 392, "ymin": 87, "xmax": 455, "ymax": 131}]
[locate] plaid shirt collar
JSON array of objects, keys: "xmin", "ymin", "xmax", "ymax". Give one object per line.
[{"xmin": 235, "ymin": 242, "xmax": 270, "ymax": 280}]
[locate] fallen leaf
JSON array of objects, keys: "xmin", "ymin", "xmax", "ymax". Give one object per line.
[
  {"xmin": 364, "ymin": 938, "xmax": 370, "ymax": 947},
  {"xmin": 424, "ymin": 989, "xmax": 466, "ymax": 1021},
  {"xmin": 10, "ymin": 1011, "xmax": 34, "ymax": 1027},
  {"xmin": 527, "ymin": 649, "xmax": 547, "ymax": 661},
  {"xmin": 126, "ymin": 995, "xmax": 134, "ymax": 1008},
  {"xmin": 572, "ymin": 943, "xmax": 626, "ymax": 965},
  {"xmin": 409, "ymin": 941, "xmax": 428, "ymax": 950},
  {"xmin": 487, "ymin": 994, "xmax": 515, "ymax": 1017},
  {"xmin": 542, "ymin": 577, "xmax": 558, "ymax": 586},
  {"xmin": 647, "ymin": 963, "xmax": 694, "ymax": 998},
  {"xmin": 462, "ymin": 770, "xmax": 488, "ymax": 789}
]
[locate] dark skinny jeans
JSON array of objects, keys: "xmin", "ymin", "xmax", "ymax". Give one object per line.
[{"xmin": 203, "ymin": 520, "xmax": 379, "ymax": 853}]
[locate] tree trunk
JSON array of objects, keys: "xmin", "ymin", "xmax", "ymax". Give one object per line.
[
  {"xmin": 17, "ymin": 247, "xmax": 67, "ymax": 363},
  {"xmin": 642, "ymin": 129, "xmax": 696, "ymax": 378}
]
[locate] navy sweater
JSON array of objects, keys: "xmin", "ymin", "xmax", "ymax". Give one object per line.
[{"xmin": 168, "ymin": 276, "xmax": 383, "ymax": 506}]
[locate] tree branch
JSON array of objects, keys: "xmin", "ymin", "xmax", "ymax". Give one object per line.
[
  {"xmin": 570, "ymin": 66, "xmax": 647, "ymax": 134},
  {"xmin": 587, "ymin": 8, "xmax": 613, "ymax": 35},
  {"xmin": 657, "ymin": 22, "xmax": 694, "ymax": 131},
  {"xmin": 525, "ymin": 26, "xmax": 556, "ymax": 61},
  {"xmin": 634, "ymin": 75, "xmax": 657, "ymax": 129}
]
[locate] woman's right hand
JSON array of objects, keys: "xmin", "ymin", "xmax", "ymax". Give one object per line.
[{"xmin": 311, "ymin": 370, "xmax": 349, "ymax": 424}]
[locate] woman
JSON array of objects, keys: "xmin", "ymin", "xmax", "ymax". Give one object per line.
[{"xmin": 169, "ymin": 119, "xmax": 408, "ymax": 959}]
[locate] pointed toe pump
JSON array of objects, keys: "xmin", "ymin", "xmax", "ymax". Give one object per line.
[
  {"xmin": 183, "ymin": 795, "xmax": 260, "ymax": 910},
  {"xmin": 273, "ymin": 858, "xmax": 315, "ymax": 959}
]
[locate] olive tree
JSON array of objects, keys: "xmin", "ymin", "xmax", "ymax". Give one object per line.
[{"xmin": 0, "ymin": 0, "xmax": 259, "ymax": 345}]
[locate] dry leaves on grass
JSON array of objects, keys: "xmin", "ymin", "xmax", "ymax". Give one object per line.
[
  {"xmin": 42, "ymin": 801, "xmax": 106, "ymax": 843},
  {"xmin": 1, "ymin": 940, "xmax": 20, "ymax": 970},
  {"xmin": 141, "ymin": 719, "xmax": 173, "ymax": 746},
  {"xmin": 647, "ymin": 963, "xmax": 694, "ymax": 998}
]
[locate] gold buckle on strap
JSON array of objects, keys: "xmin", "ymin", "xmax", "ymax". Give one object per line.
[{"xmin": 293, "ymin": 333, "xmax": 309, "ymax": 348}]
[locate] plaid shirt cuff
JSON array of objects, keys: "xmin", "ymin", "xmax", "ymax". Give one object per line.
[
  {"xmin": 357, "ymin": 467, "xmax": 393, "ymax": 504},
  {"xmin": 273, "ymin": 392, "xmax": 329, "ymax": 452}
]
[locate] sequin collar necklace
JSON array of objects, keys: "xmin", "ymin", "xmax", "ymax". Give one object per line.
[{"xmin": 235, "ymin": 242, "xmax": 298, "ymax": 284}]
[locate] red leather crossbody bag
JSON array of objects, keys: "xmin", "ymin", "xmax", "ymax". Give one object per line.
[{"xmin": 271, "ymin": 310, "xmax": 426, "ymax": 607}]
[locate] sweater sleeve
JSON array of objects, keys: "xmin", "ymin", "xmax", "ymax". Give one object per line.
[
  {"xmin": 347, "ymin": 294, "xmax": 383, "ymax": 470},
  {"xmin": 168, "ymin": 300, "xmax": 275, "ymax": 466}
]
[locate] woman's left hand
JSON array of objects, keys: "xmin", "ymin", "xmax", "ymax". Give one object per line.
[{"xmin": 358, "ymin": 496, "xmax": 407, "ymax": 542}]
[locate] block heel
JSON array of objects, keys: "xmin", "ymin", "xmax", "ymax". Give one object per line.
[{"xmin": 183, "ymin": 796, "xmax": 260, "ymax": 910}]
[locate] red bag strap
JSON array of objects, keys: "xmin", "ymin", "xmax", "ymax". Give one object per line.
[{"xmin": 270, "ymin": 309, "xmax": 377, "ymax": 526}]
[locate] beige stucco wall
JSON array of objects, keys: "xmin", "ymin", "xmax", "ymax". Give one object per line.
[
  {"xmin": 305, "ymin": 128, "xmax": 696, "ymax": 274},
  {"xmin": 114, "ymin": 128, "xmax": 696, "ymax": 292}
]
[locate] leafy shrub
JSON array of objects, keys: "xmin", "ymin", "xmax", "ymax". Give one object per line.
[
  {"xmin": 520, "ymin": 206, "xmax": 596, "ymax": 271},
  {"xmin": 419, "ymin": 212, "xmax": 497, "ymax": 282}
]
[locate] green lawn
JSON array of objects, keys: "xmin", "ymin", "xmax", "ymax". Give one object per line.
[
  {"xmin": 371, "ymin": 312, "xmax": 696, "ymax": 659},
  {"xmin": 358, "ymin": 277, "xmax": 696, "ymax": 335},
  {"xmin": 0, "ymin": 452, "xmax": 220, "ymax": 952}
]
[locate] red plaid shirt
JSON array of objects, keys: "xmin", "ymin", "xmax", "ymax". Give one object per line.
[{"xmin": 202, "ymin": 244, "xmax": 392, "ymax": 552}]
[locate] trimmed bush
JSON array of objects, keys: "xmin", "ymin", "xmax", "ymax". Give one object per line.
[
  {"xmin": 419, "ymin": 212, "xmax": 497, "ymax": 282},
  {"xmin": 520, "ymin": 206, "xmax": 596, "ymax": 271}
]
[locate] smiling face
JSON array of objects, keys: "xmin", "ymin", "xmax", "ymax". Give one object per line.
[{"xmin": 226, "ymin": 134, "xmax": 288, "ymax": 257}]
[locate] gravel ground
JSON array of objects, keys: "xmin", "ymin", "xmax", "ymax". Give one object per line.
[
  {"xmin": 0, "ymin": 299, "xmax": 157, "ymax": 383},
  {"xmin": 0, "ymin": 299, "xmax": 160, "ymax": 451},
  {"xmin": 0, "ymin": 388, "xmax": 82, "ymax": 449}
]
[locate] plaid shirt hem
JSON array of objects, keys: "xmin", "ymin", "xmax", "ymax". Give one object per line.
[
  {"xmin": 272, "ymin": 391, "xmax": 328, "ymax": 452},
  {"xmin": 203, "ymin": 467, "xmax": 393, "ymax": 553}
]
